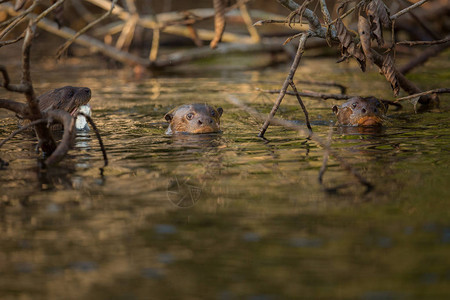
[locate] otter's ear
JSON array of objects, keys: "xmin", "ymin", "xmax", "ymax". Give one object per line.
[
  {"xmin": 217, "ymin": 107, "xmax": 223, "ymax": 117},
  {"xmin": 332, "ymin": 105, "xmax": 339, "ymax": 114},
  {"xmin": 164, "ymin": 113, "xmax": 173, "ymax": 122}
]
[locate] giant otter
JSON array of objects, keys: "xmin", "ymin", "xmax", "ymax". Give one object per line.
[
  {"xmin": 164, "ymin": 104, "xmax": 223, "ymax": 134},
  {"xmin": 35, "ymin": 86, "xmax": 92, "ymax": 130},
  {"xmin": 332, "ymin": 97, "xmax": 387, "ymax": 126},
  {"xmin": 38, "ymin": 86, "xmax": 91, "ymax": 115}
]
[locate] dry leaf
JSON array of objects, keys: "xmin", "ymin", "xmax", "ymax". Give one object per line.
[
  {"xmin": 335, "ymin": 17, "xmax": 366, "ymax": 71},
  {"xmin": 366, "ymin": 0, "xmax": 391, "ymax": 46},
  {"xmin": 358, "ymin": 14, "xmax": 373, "ymax": 63},
  {"xmin": 381, "ymin": 54, "xmax": 400, "ymax": 96}
]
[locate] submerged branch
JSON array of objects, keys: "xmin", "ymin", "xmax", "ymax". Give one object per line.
[
  {"xmin": 43, "ymin": 109, "xmax": 75, "ymax": 166},
  {"xmin": 78, "ymin": 112, "xmax": 108, "ymax": 167},
  {"xmin": 228, "ymin": 95, "xmax": 373, "ymax": 192}
]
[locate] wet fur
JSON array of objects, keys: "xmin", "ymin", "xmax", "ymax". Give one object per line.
[
  {"xmin": 38, "ymin": 86, "xmax": 91, "ymax": 115},
  {"xmin": 164, "ymin": 104, "xmax": 223, "ymax": 134},
  {"xmin": 332, "ymin": 97, "xmax": 387, "ymax": 126}
]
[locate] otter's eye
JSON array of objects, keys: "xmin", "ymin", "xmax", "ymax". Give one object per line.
[
  {"xmin": 352, "ymin": 103, "xmax": 357, "ymax": 108},
  {"xmin": 68, "ymin": 90, "xmax": 75, "ymax": 98},
  {"xmin": 210, "ymin": 110, "xmax": 216, "ymax": 117},
  {"xmin": 186, "ymin": 113, "xmax": 194, "ymax": 120}
]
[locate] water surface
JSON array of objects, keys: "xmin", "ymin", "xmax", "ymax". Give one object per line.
[{"xmin": 1, "ymin": 54, "xmax": 449, "ymax": 299}]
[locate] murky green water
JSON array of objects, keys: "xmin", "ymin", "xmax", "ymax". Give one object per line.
[{"xmin": 1, "ymin": 53, "xmax": 450, "ymax": 299}]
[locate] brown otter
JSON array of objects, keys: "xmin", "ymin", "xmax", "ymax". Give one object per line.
[
  {"xmin": 332, "ymin": 97, "xmax": 387, "ymax": 126},
  {"xmin": 38, "ymin": 86, "xmax": 91, "ymax": 115},
  {"xmin": 164, "ymin": 104, "xmax": 223, "ymax": 134}
]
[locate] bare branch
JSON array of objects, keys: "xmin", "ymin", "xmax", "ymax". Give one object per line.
[
  {"xmin": 0, "ymin": 98, "xmax": 29, "ymax": 116},
  {"xmin": 276, "ymin": 0, "xmax": 333, "ymax": 39},
  {"xmin": 288, "ymin": 80, "xmax": 312, "ymax": 137},
  {"xmin": 0, "ymin": 32, "xmax": 25, "ymax": 48},
  {"xmin": 394, "ymin": 88, "xmax": 450, "ymax": 102},
  {"xmin": 396, "ymin": 37, "xmax": 450, "ymax": 46},
  {"xmin": 33, "ymin": 0, "xmax": 65, "ymax": 25},
  {"xmin": 259, "ymin": 33, "xmax": 310, "ymax": 138},
  {"xmin": 399, "ymin": 42, "xmax": 450, "ymax": 74},
  {"xmin": 390, "ymin": 0, "xmax": 428, "ymax": 20},
  {"xmin": 56, "ymin": 0, "xmax": 117, "ymax": 59}
]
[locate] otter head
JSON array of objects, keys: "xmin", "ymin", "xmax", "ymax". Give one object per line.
[
  {"xmin": 38, "ymin": 86, "xmax": 91, "ymax": 115},
  {"xmin": 332, "ymin": 97, "xmax": 387, "ymax": 126},
  {"xmin": 164, "ymin": 104, "xmax": 223, "ymax": 134}
]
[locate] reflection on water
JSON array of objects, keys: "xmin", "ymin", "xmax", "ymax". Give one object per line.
[{"xmin": 0, "ymin": 56, "xmax": 450, "ymax": 299}]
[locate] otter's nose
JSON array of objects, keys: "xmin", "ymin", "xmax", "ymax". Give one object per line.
[
  {"xmin": 82, "ymin": 88, "xmax": 91, "ymax": 96},
  {"xmin": 361, "ymin": 108, "xmax": 367, "ymax": 114},
  {"xmin": 198, "ymin": 118, "xmax": 213, "ymax": 126}
]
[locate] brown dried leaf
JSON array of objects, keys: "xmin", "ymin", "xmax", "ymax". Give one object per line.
[
  {"xmin": 381, "ymin": 54, "xmax": 400, "ymax": 96},
  {"xmin": 366, "ymin": 0, "xmax": 391, "ymax": 46},
  {"xmin": 335, "ymin": 17, "xmax": 366, "ymax": 71},
  {"xmin": 358, "ymin": 14, "xmax": 373, "ymax": 63}
]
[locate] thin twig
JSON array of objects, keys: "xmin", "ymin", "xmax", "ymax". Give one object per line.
[
  {"xmin": 0, "ymin": 11, "xmax": 26, "ymax": 40},
  {"xmin": 399, "ymin": 0, "xmax": 439, "ymax": 40},
  {"xmin": 399, "ymin": 42, "xmax": 450, "ymax": 75},
  {"xmin": 78, "ymin": 112, "xmax": 108, "ymax": 167},
  {"xmin": 0, "ymin": 32, "xmax": 25, "ymax": 47},
  {"xmin": 390, "ymin": 0, "xmax": 428, "ymax": 20},
  {"xmin": 0, "ymin": 0, "xmax": 38, "ymax": 28},
  {"xmin": 259, "ymin": 32, "xmax": 310, "ymax": 138},
  {"xmin": 329, "ymin": 5, "xmax": 356, "ymax": 26},
  {"xmin": 56, "ymin": 0, "xmax": 117, "ymax": 59},
  {"xmin": 394, "ymin": 88, "xmax": 450, "ymax": 102},
  {"xmin": 288, "ymin": 80, "xmax": 312, "ymax": 138},
  {"xmin": 396, "ymin": 37, "xmax": 450, "ymax": 46},
  {"xmin": 33, "ymin": 0, "xmax": 65, "ymax": 24},
  {"xmin": 253, "ymin": 19, "xmax": 307, "ymax": 26},
  {"xmin": 295, "ymin": 80, "xmax": 347, "ymax": 94},
  {"xmin": 0, "ymin": 119, "xmax": 48, "ymax": 148}
]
